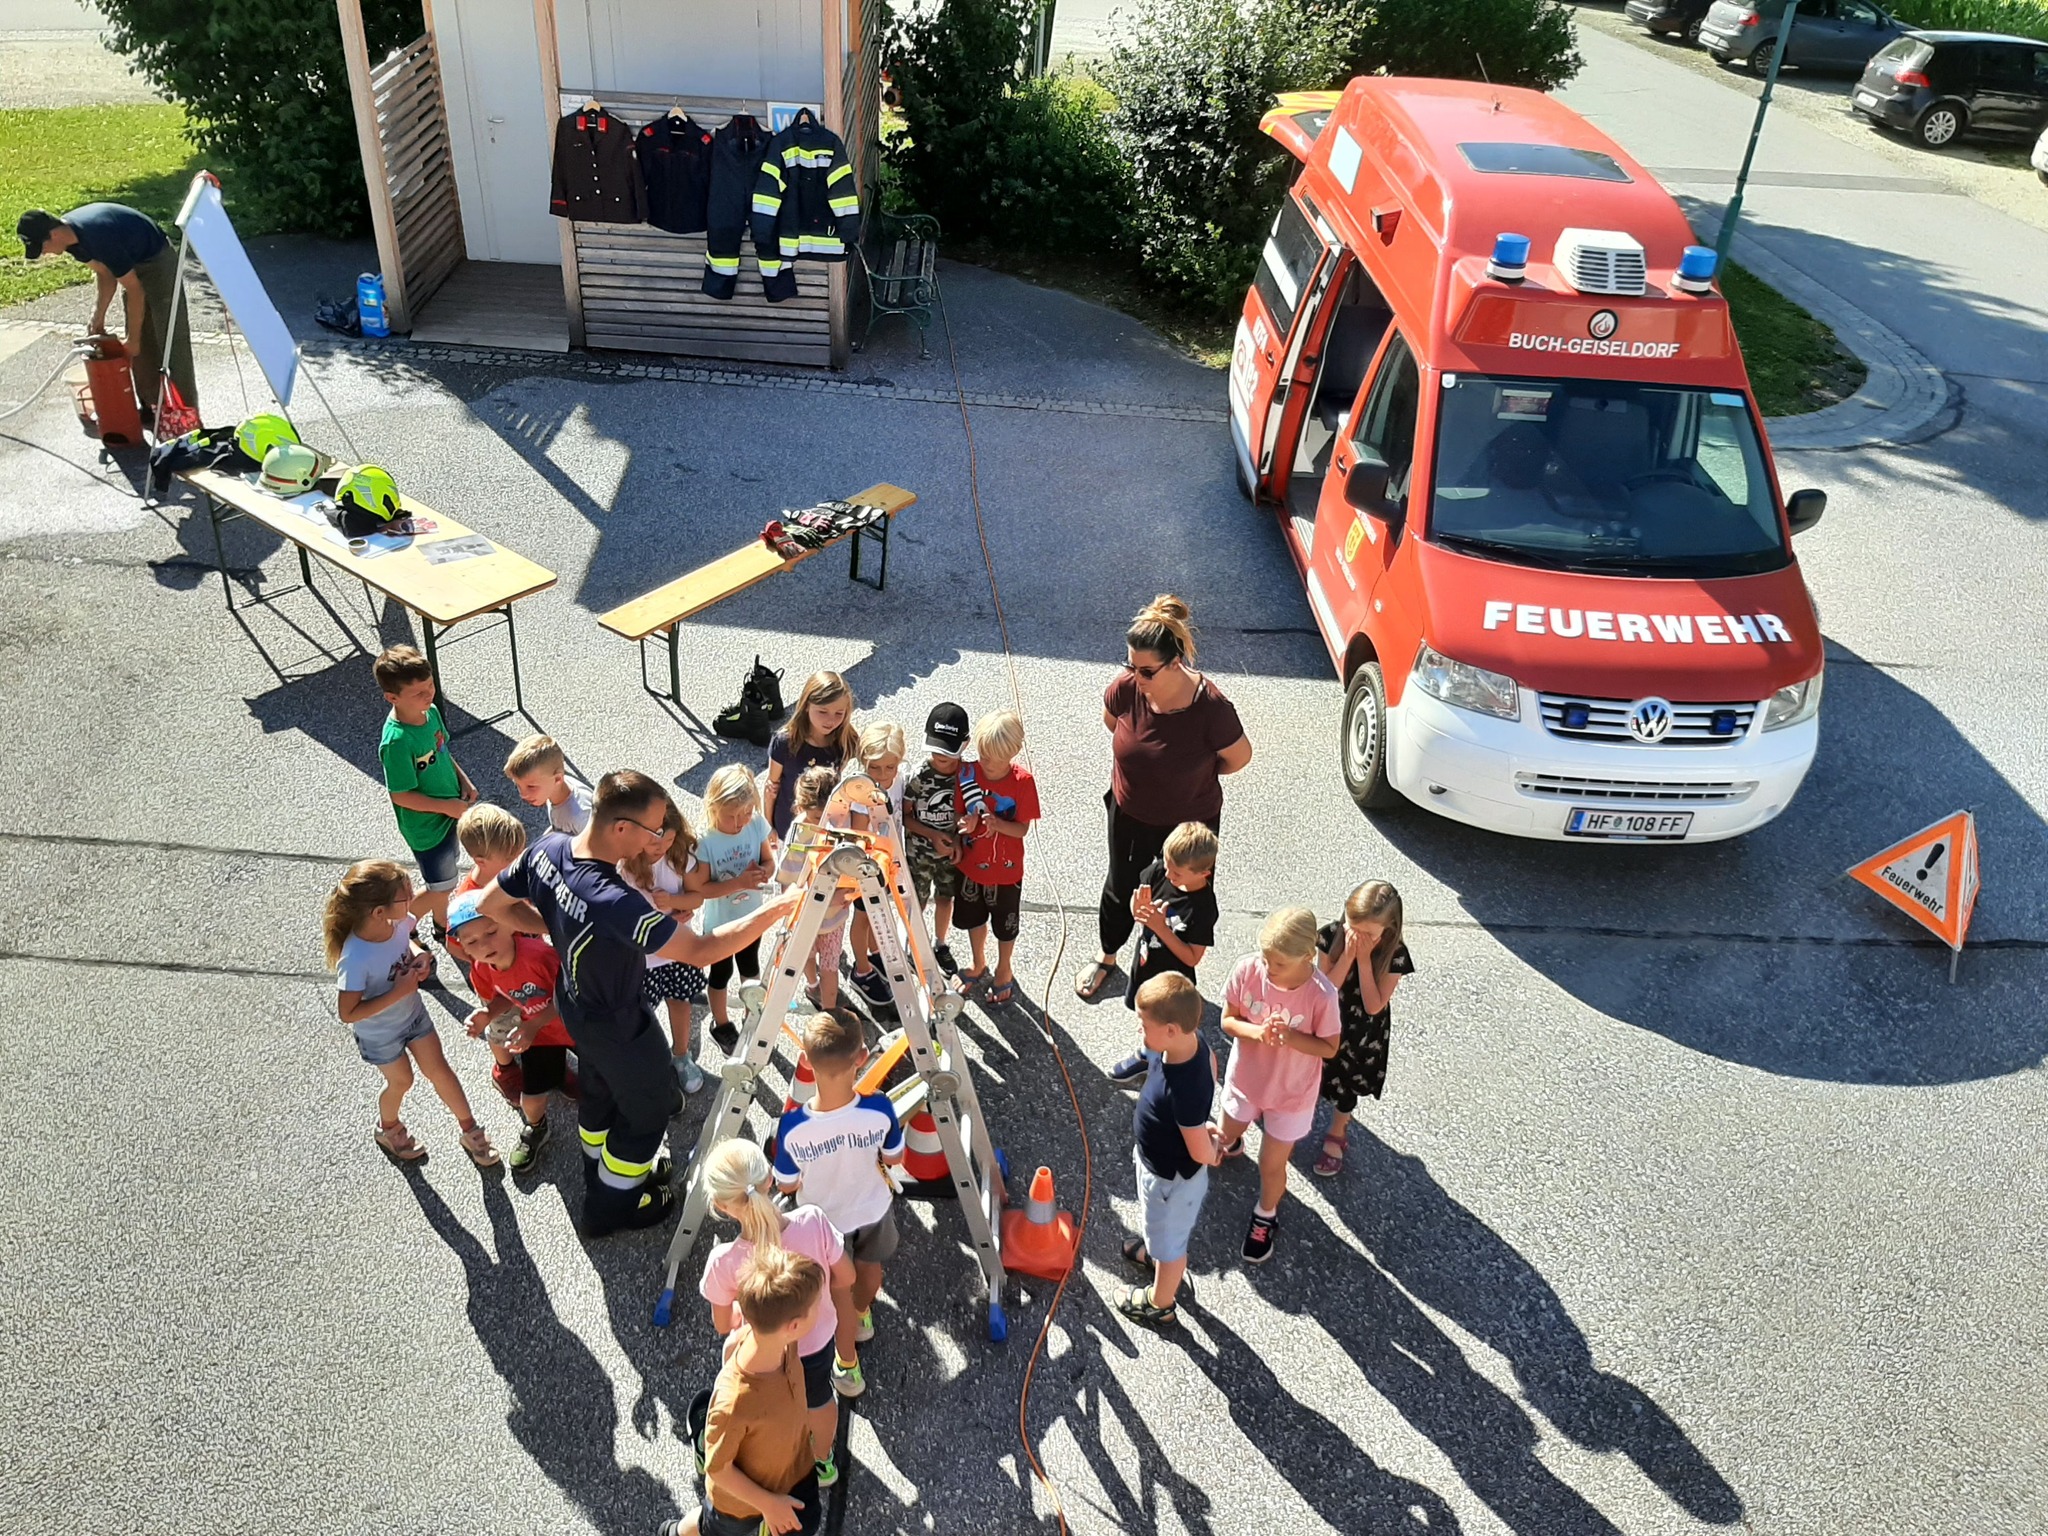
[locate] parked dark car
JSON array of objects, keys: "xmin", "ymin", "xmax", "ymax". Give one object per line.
[
  {"xmin": 1852, "ymin": 32, "xmax": 2048, "ymax": 148},
  {"xmin": 1700, "ymin": 0, "xmax": 1906, "ymax": 73},
  {"xmin": 1627, "ymin": 0, "xmax": 1714, "ymax": 45}
]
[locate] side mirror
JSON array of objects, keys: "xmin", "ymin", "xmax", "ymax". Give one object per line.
[
  {"xmin": 1786, "ymin": 487, "xmax": 1826, "ymax": 535},
  {"xmin": 1344, "ymin": 456, "xmax": 1392, "ymax": 515}
]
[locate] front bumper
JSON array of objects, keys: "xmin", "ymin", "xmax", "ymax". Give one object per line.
[{"xmin": 1385, "ymin": 685, "xmax": 1818, "ymax": 842}]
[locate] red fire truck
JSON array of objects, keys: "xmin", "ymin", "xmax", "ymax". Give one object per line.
[{"xmin": 1231, "ymin": 79, "xmax": 1829, "ymax": 841}]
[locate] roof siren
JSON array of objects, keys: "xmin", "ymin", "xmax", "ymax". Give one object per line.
[
  {"xmin": 1487, "ymin": 232, "xmax": 1531, "ymax": 284},
  {"xmin": 1673, "ymin": 245, "xmax": 1718, "ymax": 295}
]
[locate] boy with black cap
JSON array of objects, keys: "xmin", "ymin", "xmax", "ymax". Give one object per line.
[
  {"xmin": 902, "ymin": 703, "xmax": 969, "ymax": 973},
  {"xmin": 18, "ymin": 203, "xmax": 197, "ymax": 416}
]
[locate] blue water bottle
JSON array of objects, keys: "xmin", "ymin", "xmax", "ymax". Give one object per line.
[{"xmin": 356, "ymin": 272, "xmax": 390, "ymax": 337}]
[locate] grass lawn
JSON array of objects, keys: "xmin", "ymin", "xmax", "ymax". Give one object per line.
[
  {"xmin": 1712, "ymin": 262, "xmax": 1866, "ymax": 416},
  {"xmin": 0, "ymin": 104, "xmax": 203, "ymax": 309}
]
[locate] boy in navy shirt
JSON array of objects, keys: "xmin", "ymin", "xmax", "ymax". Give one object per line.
[{"xmin": 1119, "ymin": 973, "xmax": 1220, "ymax": 1326}]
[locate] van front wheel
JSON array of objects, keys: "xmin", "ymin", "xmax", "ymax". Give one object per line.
[{"xmin": 1341, "ymin": 663, "xmax": 1402, "ymax": 811}]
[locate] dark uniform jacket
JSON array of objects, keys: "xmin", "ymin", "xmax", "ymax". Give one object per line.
[
  {"xmin": 549, "ymin": 108, "xmax": 646, "ymax": 223},
  {"xmin": 636, "ymin": 112, "xmax": 716, "ymax": 235},
  {"xmin": 750, "ymin": 110, "xmax": 862, "ymax": 302},
  {"xmin": 702, "ymin": 114, "xmax": 779, "ymax": 300}
]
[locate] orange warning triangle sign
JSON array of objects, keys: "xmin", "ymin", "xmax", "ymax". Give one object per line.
[{"xmin": 1846, "ymin": 811, "xmax": 1980, "ymax": 950}]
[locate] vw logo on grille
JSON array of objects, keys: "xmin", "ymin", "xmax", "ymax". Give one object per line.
[{"xmin": 1627, "ymin": 696, "xmax": 1674, "ymax": 743}]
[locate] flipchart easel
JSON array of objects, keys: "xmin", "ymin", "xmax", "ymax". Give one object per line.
[
  {"xmin": 1846, "ymin": 810, "xmax": 1982, "ymax": 982},
  {"xmin": 653, "ymin": 773, "xmax": 1013, "ymax": 1340}
]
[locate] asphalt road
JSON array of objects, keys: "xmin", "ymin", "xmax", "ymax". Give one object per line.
[{"xmin": 2, "ymin": 29, "xmax": 2045, "ymax": 1536}]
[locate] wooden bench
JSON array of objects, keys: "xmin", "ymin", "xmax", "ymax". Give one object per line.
[
  {"xmin": 854, "ymin": 213, "xmax": 940, "ymax": 360},
  {"xmin": 181, "ymin": 466, "xmax": 557, "ymax": 731},
  {"xmin": 598, "ymin": 482, "xmax": 917, "ymax": 705}
]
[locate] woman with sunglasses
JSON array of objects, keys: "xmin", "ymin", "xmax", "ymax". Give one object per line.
[{"xmin": 1076, "ymin": 595, "xmax": 1253, "ymax": 1008}]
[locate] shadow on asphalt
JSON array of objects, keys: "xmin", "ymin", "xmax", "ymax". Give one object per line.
[
  {"xmin": 1368, "ymin": 638, "xmax": 2048, "ymax": 1084},
  {"xmin": 407, "ymin": 1166, "xmax": 686, "ymax": 1536}
]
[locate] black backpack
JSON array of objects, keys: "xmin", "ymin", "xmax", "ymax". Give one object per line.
[{"xmin": 714, "ymin": 656, "xmax": 785, "ymax": 746}]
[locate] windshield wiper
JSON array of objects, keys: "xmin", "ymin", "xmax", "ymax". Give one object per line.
[
  {"xmin": 1430, "ymin": 532, "xmax": 1577, "ymax": 569},
  {"xmin": 1570, "ymin": 549, "xmax": 1781, "ymax": 575}
]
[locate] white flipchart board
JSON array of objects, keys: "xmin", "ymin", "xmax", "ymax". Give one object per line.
[{"xmin": 175, "ymin": 174, "xmax": 298, "ymax": 407}]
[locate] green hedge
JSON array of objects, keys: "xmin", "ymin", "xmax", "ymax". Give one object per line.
[
  {"xmin": 1885, "ymin": 0, "xmax": 2048, "ymax": 33},
  {"xmin": 98, "ymin": 0, "xmax": 424, "ymax": 235}
]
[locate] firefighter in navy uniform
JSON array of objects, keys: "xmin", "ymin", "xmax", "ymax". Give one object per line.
[
  {"xmin": 750, "ymin": 108, "xmax": 863, "ymax": 303},
  {"xmin": 480, "ymin": 771, "xmax": 799, "ymax": 1236}
]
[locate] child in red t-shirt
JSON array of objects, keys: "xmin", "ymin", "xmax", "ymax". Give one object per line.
[
  {"xmin": 954, "ymin": 709, "xmax": 1039, "ymax": 1005},
  {"xmin": 446, "ymin": 890, "xmax": 575, "ymax": 1174}
]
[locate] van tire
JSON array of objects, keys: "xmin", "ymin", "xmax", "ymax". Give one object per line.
[{"xmin": 1341, "ymin": 663, "xmax": 1401, "ymax": 811}]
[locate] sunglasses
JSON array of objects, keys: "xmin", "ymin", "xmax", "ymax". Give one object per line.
[
  {"xmin": 615, "ymin": 815, "xmax": 668, "ymax": 840},
  {"xmin": 1123, "ymin": 658, "xmax": 1173, "ymax": 680}
]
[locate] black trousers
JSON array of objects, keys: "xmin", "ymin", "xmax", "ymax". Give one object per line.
[
  {"xmin": 575, "ymin": 1007, "xmax": 681, "ymax": 1212},
  {"xmin": 1098, "ymin": 790, "xmax": 1219, "ymax": 955}
]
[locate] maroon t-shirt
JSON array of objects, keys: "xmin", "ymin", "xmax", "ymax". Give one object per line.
[{"xmin": 1104, "ymin": 671, "xmax": 1244, "ymax": 827}]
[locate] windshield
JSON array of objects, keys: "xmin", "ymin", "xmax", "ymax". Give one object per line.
[{"xmin": 1428, "ymin": 374, "xmax": 1788, "ymax": 577}]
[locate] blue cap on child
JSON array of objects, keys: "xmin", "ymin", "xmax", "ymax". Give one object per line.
[{"xmin": 445, "ymin": 889, "xmax": 489, "ymax": 933}]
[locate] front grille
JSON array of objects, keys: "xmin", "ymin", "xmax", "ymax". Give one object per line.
[
  {"xmin": 1515, "ymin": 774, "xmax": 1757, "ymax": 804},
  {"xmin": 1537, "ymin": 692, "xmax": 1757, "ymax": 745}
]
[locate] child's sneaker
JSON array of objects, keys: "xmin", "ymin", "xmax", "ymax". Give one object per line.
[
  {"xmin": 491, "ymin": 1059, "xmax": 525, "ymax": 1108},
  {"xmin": 849, "ymin": 965, "xmax": 894, "ymax": 1011},
  {"xmin": 509, "ymin": 1116, "xmax": 549, "ymax": 1172},
  {"xmin": 673, "ymin": 1054, "xmax": 705, "ymax": 1095},
  {"xmin": 932, "ymin": 941, "xmax": 957, "ymax": 974},
  {"xmin": 1106, "ymin": 1053, "xmax": 1150, "ymax": 1086},
  {"xmin": 1242, "ymin": 1210, "xmax": 1279, "ymax": 1265},
  {"xmin": 855, "ymin": 1307, "xmax": 875, "ymax": 1343},
  {"xmin": 459, "ymin": 1124, "xmax": 501, "ymax": 1168},
  {"xmin": 815, "ymin": 1451, "xmax": 840, "ymax": 1488},
  {"xmin": 830, "ymin": 1354, "xmax": 866, "ymax": 1398}
]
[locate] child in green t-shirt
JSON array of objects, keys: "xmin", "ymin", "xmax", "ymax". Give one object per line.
[{"xmin": 373, "ymin": 645, "xmax": 477, "ymax": 934}]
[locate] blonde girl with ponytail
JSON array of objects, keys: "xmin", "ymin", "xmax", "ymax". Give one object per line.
[{"xmin": 697, "ymin": 1137, "xmax": 858, "ymax": 1487}]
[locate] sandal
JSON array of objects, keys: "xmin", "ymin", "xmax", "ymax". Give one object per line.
[
  {"xmin": 374, "ymin": 1120, "xmax": 426, "ymax": 1164},
  {"xmin": 1313, "ymin": 1129, "xmax": 1348, "ymax": 1178},
  {"xmin": 956, "ymin": 967, "xmax": 988, "ymax": 989},
  {"xmin": 1117, "ymin": 1285, "xmax": 1177, "ymax": 1327},
  {"xmin": 1120, "ymin": 1237, "xmax": 1152, "ymax": 1269},
  {"xmin": 1074, "ymin": 959, "xmax": 1118, "ymax": 1001},
  {"xmin": 458, "ymin": 1124, "xmax": 502, "ymax": 1168},
  {"xmin": 985, "ymin": 978, "xmax": 1015, "ymax": 1005}
]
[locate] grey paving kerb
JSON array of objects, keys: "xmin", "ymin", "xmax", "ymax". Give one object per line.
[{"xmin": 4, "ymin": 58, "xmax": 2048, "ymax": 1536}]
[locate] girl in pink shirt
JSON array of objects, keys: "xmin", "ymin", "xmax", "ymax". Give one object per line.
[
  {"xmin": 698, "ymin": 1138, "xmax": 857, "ymax": 1489},
  {"xmin": 1218, "ymin": 907, "xmax": 1341, "ymax": 1265}
]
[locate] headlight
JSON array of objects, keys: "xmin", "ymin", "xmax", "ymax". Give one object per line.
[
  {"xmin": 1412, "ymin": 643, "xmax": 1520, "ymax": 720},
  {"xmin": 1762, "ymin": 670, "xmax": 1823, "ymax": 731}
]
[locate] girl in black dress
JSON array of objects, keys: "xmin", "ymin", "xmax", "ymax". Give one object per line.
[{"xmin": 1313, "ymin": 881, "xmax": 1412, "ymax": 1178}]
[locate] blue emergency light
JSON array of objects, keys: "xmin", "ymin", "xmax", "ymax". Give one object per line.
[
  {"xmin": 1562, "ymin": 702, "xmax": 1592, "ymax": 730},
  {"xmin": 1711, "ymin": 709, "xmax": 1739, "ymax": 736},
  {"xmin": 1673, "ymin": 245, "xmax": 1718, "ymax": 295},
  {"xmin": 1487, "ymin": 233, "xmax": 1531, "ymax": 284}
]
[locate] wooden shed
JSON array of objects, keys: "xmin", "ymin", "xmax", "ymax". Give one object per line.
[{"xmin": 336, "ymin": 0, "xmax": 884, "ymax": 367}]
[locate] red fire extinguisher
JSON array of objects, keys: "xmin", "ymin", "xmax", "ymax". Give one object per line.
[{"xmin": 72, "ymin": 333, "xmax": 146, "ymax": 447}]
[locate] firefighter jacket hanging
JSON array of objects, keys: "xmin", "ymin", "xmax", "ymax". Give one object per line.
[
  {"xmin": 636, "ymin": 111, "xmax": 715, "ymax": 236},
  {"xmin": 749, "ymin": 109, "xmax": 862, "ymax": 303},
  {"xmin": 702, "ymin": 114, "xmax": 779, "ymax": 300},
  {"xmin": 549, "ymin": 106, "xmax": 646, "ymax": 223}
]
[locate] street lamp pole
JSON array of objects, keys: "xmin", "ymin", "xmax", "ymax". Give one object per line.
[{"xmin": 1714, "ymin": 2, "xmax": 1800, "ymax": 267}]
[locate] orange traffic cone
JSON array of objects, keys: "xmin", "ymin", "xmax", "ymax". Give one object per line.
[
  {"xmin": 1000, "ymin": 1166, "xmax": 1078, "ymax": 1281},
  {"xmin": 902, "ymin": 1109, "xmax": 950, "ymax": 1185},
  {"xmin": 782, "ymin": 1051, "xmax": 817, "ymax": 1115}
]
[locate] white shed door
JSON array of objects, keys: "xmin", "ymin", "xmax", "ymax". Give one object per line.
[{"xmin": 435, "ymin": 0, "xmax": 561, "ymax": 265}]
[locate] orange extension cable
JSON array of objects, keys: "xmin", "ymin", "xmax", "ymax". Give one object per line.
[{"xmin": 939, "ymin": 291, "xmax": 1088, "ymax": 1536}]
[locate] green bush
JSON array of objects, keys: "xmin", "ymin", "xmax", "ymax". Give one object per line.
[
  {"xmin": 1099, "ymin": 0, "xmax": 1351, "ymax": 315},
  {"xmin": 885, "ymin": 0, "xmax": 1130, "ymax": 254},
  {"xmin": 97, "ymin": 0, "xmax": 424, "ymax": 235},
  {"xmin": 1885, "ymin": 0, "xmax": 2048, "ymax": 34},
  {"xmin": 1102, "ymin": 0, "xmax": 1582, "ymax": 316}
]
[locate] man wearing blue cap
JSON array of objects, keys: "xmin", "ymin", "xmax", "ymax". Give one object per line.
[{"xmin": 18, "ymin": 202, "xmax": 197, "ymax": 416}]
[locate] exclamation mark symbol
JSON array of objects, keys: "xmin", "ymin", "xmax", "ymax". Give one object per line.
[{"xmin": 1917, "ymin": 843, "xmax": 1946, "ymax": 882}]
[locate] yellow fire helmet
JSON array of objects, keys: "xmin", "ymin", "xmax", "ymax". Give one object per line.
[
  {"xmin": 234, "ymin": 413, "xmax": 299, "ymax": 464},
  {"xmin": 337, "ymin": 464, "xmax": 402, "ymax": 524}
]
